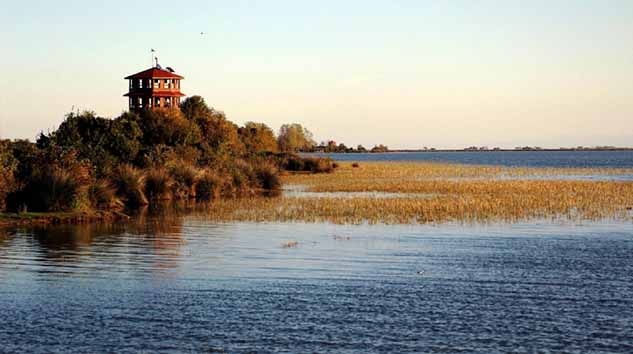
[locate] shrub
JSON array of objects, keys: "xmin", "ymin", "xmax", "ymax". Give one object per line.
[
  {"xmin": 283, "ymin": 155, "xmax": 305, "ymax": 171},
  {"xmin": 88, "ymin": 180, "xmax": 122, "ymax": 209},
  {"xmin": 144, "ymin": 168, "xmax": 174, "ymax": 201},
  {"xmin": 255, "ymin": 163, "xmax": 281, "ymax": 191},
  {"xmin": 168, "ymin": 162, "xmax": 199, "ymax": 199},
  {"xmin": 19, "ymin": 169, "xmax": 80, "ymax": 212},
  {"xmin": 227, "ymin": 168, "xmax": 251, "ymax": 196},
  {"xmin": 234, "ymin": 159, "xmax": 258, "ymax": 183},
  {"xmin": 352, "ymin": 162, "xmax": 360, "ymax": 168},
  {"xmin": 195, "ymin": 170, "xmax": 223, "ymax": 201},
  {"xmin": 0, "ymin": 141, "xmax": 17, "ymax": 211},
  {"xmin": 303, "ymin": 157, "xmax": 333, "ymax": 173},
  {"xmin": 110, "ymin": 165, "xmax": 148, "ymax": 207},
  {"xmin": 276, "ymin": 153, "xmax": 333, "ymax": 173}
]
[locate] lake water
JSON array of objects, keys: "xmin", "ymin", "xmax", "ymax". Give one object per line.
[
  {"xmin": 2, "ymin": 151, "xmax": 633, "ymax": 353},
  {"xmin": 309, "ymin": 150, "xmax": 633, "ymax": 168},
  {"xmin": 1, "ymin": 217, "xmax": 633, "ymax": 353}
]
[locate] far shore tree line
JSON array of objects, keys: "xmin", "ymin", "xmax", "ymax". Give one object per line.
[
  {"xmin": 275, "ymin": 124, "xmax": 389, "ymax": 154},
  {"xmin": 0, "ymin": 95, "xmax": 335, "ymax": 214}
]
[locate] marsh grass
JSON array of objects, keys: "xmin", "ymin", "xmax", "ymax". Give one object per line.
[
  {"xmin": 196, "ymin": 162, "xmax": 633, "ymax": 224},
  {"xmin": 111, "ymin": 165, "xmax": 148, "ymax": 207},
  {"xmin": 195, "ymin": 170, "xmax": 223, "ymax": 201},
  {"xmin": 144, "ymin": 168, "xmax": 174, "ymax": 201}
]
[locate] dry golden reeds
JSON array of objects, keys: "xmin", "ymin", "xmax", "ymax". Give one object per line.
[{"xmin": 193, "ymin": 162, "xmax": 633, "ymax": 224}]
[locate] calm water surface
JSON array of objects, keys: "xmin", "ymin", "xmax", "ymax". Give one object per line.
[
  {"xmin": 1, "ymin": 217, "xmax": 633, "ymax": 353},
  {"xmin": 310, "ymin": 150, "xmax": 633, "ymax": 168}
]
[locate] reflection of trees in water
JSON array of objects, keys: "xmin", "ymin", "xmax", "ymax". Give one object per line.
[
  {"xmin": 0, "ymin": 228, "xmax": 14, "ymax": 248},
  {"xmin": 21, "ymin": 205, "xmax": 188, "ymax": 273},
  {"xmin": 128, "ymin": 205, "xmax": 187, "ymax": 271},
  {"xmin": 3, "ymin": 201, "xmax": 244, "ymax": 276},
  {"xmin": 31, "ymin": 223, "xmax": 127, "ymax": 263}
]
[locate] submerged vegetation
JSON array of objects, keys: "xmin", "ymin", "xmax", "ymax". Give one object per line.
[
  {"xmin": 0, "ymin": 95, "xmax": 334, "ymax": 217},
  {"xmin": 195, "ymin": 162, "xmax": 633, "ymax": 224}
]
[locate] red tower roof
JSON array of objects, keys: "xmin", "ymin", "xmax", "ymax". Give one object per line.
[{"xmin": 124, "ymin": 67, "xmax": 184, "ymax": 80}]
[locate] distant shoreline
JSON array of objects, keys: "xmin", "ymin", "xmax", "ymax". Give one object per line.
[{"xmin": 311, "ymin": 148, "xmax": 633, "ymax": 153}]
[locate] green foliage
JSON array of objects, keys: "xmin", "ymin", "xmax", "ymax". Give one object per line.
[
  {"xmin": 42, "ymin": 111, "xmax": 143, "ymax": 176},
  {"xmin": 17, "ymin": 169, "xmax": 81, "ymax": 212},
  {"xmin": 239, "ymin": 122, "xmax": 278, "ymax": 154},
  {"xmin": 0, "ymin": 140, "xmax": 17, "ymax": 211},
  {"xmin": 8, "ymin": 140, "xmax": 41, "ymax": 184},
  {"xmin": 6, "ymin": 94, "xmax": 288, "ymax": 212},
  {"xmin": 277, "ymin": 123, "xmax": 316, "ymax": 152},
  {"xmin": 371, "ymin": 144, "xmax": 389, "ymax": 153},
  {"xmin": 137, "ymin": 108, "xmax": 201, "ymax": 148},
  {"xmin": 180, "ymin": 95, "xmax": 212, "ymax": 121}
]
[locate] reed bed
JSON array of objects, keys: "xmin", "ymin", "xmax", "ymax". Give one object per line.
[{"xmin": 197, "ymin": 162, "xmax": 633, "ymax": 224}]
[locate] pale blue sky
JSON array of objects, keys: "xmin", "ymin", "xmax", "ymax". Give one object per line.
[{"xmin": 2, "ymin": 0, "xmax": 632, "ymax": 148}]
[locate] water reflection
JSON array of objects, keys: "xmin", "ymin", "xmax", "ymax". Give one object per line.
[
  {"xmin": 0, "ymin": 207, "xmax": 191, "ymax": 278},
  {"xmin": 1, "ymin": 219, "xmax": 633, "ymax": 353}
]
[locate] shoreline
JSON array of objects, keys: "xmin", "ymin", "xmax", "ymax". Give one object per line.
[
  {"xmin": 309, "ymin": 148, "xmax": 633, "ymax": 153},
  {"xmin": 0, "ymin": 211, "xmax": 129, "ymax": 228}
]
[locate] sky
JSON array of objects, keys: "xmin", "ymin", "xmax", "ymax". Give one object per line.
[{"xmin": 1, "ymin": 0, "xmax": 632, "ymax": 149}]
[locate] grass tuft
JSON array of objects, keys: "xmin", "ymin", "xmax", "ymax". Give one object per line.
[{"xmin": 111, "ymin": 164, "xmax": 148, "ymax": 207}]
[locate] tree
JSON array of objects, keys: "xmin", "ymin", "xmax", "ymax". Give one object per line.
[
  {"xmin": 370, "ymin": 144, "xmax": 389, "ymax": 153},
  {"xmin": 238, "ymin": 122, "xmax": 278, "ymax": 154},
  {"xmin": 180, "ymin": 95, "xmax": 212, "ymax": 121},
  {"xmin": 277, "ymin": 123, "xmax": 316, "ymax": 152},
  {"xmin": 326, "ymin": 140, "xmax": 337, "ymax": 152},
  {"xmin": 180, "ymin": 95, "xmax": 245, "ymax": 163},
  {"xmin": 0, "ymin": 140, "xmax": 17, "ymax": 210}
]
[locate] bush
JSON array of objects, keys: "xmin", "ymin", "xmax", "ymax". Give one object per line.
[
  {"xmin": 144, "ymin": 168, "xmax": 174, "ymax": 201},
  {"xmin": 88, "ymin": 180, "xmax": 122, "ymax": 209},
  {"xmin": 195, "ymin": 170, "xmax": 223, "ymax": 201},
  {"xmin": 168, "ymin": 162, "xmax": 199, "ymax": 199},
  {"xmin": 283, "ymin": 155, "xmax": 305, "ymax": 171},
  {"xmin": 111, "ymin": 165, "xmax": 148, "ymax": 207},
  {"xmin": 303, "ymin": 157, "xmax": 333, "ymax": 173},
  {"xmin": 276, "ymin": 153, "xmax": 333, "ymax": 173},
  {"xmin": 19, "ymin": 169, "xmax": 80, "ymax": 212},
  {"xmin": 0, "ymin": 141, "xmax": 17, "ymax": 211},
  {"xmin": 255, "ymin": 163, "xmax": 281, "ymax": 191},
  {"xmin": 352, "ymin": 162, "xmax": 360, "ymax": 168}
]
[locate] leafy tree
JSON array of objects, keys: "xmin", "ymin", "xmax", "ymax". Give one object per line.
[
  {"xmin": 180, "ymin": 95, "xmax": 212, "ymax": 121},
  {"xmin": 277, "ymin": 123, "xmax": 316, "ymax": 152},
  {"xmin": 138, "ymin": 108, "xmax": 201, "ymax": 148},
  {"xmin": 239, "ymin": 122, "xmax": 278, "ymax": 154},
  {"xmin": 0, "ymin": 140, "xmax": 17, "ymax": 210},
  {"xmin": 370, "ymin": 144, "xmax": 389, "ymax": 153}
]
